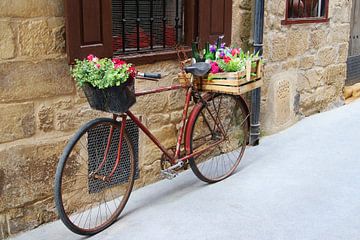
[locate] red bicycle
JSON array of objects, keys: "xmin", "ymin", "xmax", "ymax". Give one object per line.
[{"xmin": 54, "ymin": 61, "xmax": 250, "ymax": 235}]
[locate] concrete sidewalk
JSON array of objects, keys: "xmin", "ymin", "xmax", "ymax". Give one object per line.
[{"xmin": 11, "ymin": 100, "xmax": 360, "ymax": 240}]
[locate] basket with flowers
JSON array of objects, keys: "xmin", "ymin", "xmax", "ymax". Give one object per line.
[
  {"xmin": 71, "ymin": 54, "xmax": 137, "ymax": 114},
  {"xmin": 179, "ymin": 37, "xmax": 263, "ymax": 95}
]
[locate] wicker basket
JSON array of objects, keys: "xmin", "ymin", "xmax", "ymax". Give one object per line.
[{"xmin": 179, "ymin": 59, "xmax": 263, "ymax": 95}]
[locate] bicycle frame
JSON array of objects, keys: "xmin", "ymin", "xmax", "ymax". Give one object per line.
[
  {"xmin": 93, "ymin": 77, "xmax": 250, "ymax": 180},
  {"xmin": 118, "ymin": 82, "xmax": 226, "ymax": 166}
]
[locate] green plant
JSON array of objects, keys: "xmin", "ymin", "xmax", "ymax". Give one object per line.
[{"xmin": 71, "ymin": 55, "xmax": 136, "ymax": 89}]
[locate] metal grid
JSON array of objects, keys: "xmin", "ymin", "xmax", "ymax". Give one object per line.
[
  {"xmin": 112, "ymin": 0, "xmax": 183, "ymax": 54},
  {"xmin": 347, "ymin": 55, "xmax": 360, "ymax": 86},
  {"xmin": 87, "ymin": 120, "xmax": 139, "ymax": 194}
]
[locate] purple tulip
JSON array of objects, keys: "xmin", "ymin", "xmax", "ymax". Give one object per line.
[{"xmin": 210, "ymin": 44, "xmax": 217, "ymax": 53}]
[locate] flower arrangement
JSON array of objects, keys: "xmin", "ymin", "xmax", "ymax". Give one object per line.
[
  {"xmin": 71, "ymin": 54, "xmax": 136, "ymax": 89},
  {"xmin": 208, "ymin": 45, "xmax": 259, "ymax": 74},
  {"xmin": 193, "ymin": 36, "xmax": 260, "ymax": 75}
]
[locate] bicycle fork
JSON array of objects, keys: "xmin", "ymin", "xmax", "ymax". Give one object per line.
[{"xmin": 89, "ymin": 114, "xmax": 127, "ymax": 182}]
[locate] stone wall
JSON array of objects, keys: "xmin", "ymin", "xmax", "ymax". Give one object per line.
[
  {"xmin": 0, "ymin": 0, "xmax": 252, "ymax": 238},
  {"xmin": 261, "ymin": 0, "xmax": 351, "ymax": 134}
]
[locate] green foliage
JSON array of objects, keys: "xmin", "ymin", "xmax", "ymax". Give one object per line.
[{"xmin": 71, "ymin": 56, "xmax": 134, "ymax": 89}]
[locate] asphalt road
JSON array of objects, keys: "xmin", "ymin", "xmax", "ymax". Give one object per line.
[{"xmin": 11, "ymin": 100, "xmax": 360, "ymax": 240}]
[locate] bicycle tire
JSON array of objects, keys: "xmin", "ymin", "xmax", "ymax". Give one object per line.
[
  {"xmin": 54, "ymin": 118, "xmax": 135, "ymax": 235},
  {"xmin": 187, "ymin": 94, "xmax": 249, "ymax": 183}
]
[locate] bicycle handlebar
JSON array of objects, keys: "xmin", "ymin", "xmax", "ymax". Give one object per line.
[{"xmin": 137, "ymin": 72, "xmax": 162, "ymax": 79}]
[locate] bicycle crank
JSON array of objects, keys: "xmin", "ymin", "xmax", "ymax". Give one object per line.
[{"xmin": 160, "ymin": 161, "xmax": 184, "ymax": 180}]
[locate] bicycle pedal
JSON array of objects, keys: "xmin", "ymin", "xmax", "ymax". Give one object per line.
[{"xmin": 160, "ymin": 169, "xmax": 178, "ymax": 180}]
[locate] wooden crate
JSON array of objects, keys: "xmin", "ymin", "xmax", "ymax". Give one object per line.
[{"xmin": 178, "ymin": 59, "xmax": 263, "ymax": 95}]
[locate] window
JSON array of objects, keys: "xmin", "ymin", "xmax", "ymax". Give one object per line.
[
  {"xmin": 112, "ymin": 0, "xmax": 184, "ymax": 55},
  {"xmin": 64, "ymin": 0, "xmax": 233, "ymax": 64},
  {"xmin": 282, "ymin": 0, "xmax": 329, "ymax": 25}
]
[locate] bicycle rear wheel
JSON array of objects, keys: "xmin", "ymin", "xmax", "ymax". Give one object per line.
[
  {"xmin": 54, "ymin": 118, "xmax": 135, "ymax": 235},
  {"xmin": 187, "ymin": 94, "xmax": 249, "ymax": 183}
]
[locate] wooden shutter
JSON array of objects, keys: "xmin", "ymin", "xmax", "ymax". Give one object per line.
[
  {"xmin": 198, "ymin": 0, "xmax": 232, "ymax": 47},
  {"xmin": 64, "ymin": 0, "xmax": 113, "ymax": 64}
]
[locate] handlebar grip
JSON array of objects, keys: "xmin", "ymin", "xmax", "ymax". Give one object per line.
[{"xmin": 143, "ymin": 73, "xmax": 161, "ymax": 79}]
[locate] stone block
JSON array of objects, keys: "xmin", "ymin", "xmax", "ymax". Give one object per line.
[
  {"xmin": 0, "ymin": 0, "xmax": 64, "ymax": 18},
  {"xmin": 146, "ymin": 113, "xmax": 171, "ymax": 129},
  {"xmin": 300, "ymin": 92, "xmax": 318, "ymax": 116},
  {"xmin": 131, "ymin": 92, "xmax": 168, "ymax": 114},
  {"xmin": 268, "ymin": 0, "xmax": 285, "ymax": 16},
  {"xmin": 0, "ymin": 59, "xmax": 74, "ymax": 103},
  {"xmin": 337, "ymin": 43, "xmax": 349, "ymax": 63},
  {"xmin": 238, "ymin": 0, "xmax": 252, "ymax": 10},
  {"xmin": 263, "ymin": 71, "xmax": 299, "ymax": 134},
  {"xmin": 330, "ymin": 6, "xmax": 351, "ymax": 23},
  {"xmin": 19, "ymin": 19, "xmax": 52, "ymax": 57},
  {"xmin": 299, "ymin": 55, "xmax": 315, "ymax": 69},
  {"xmin": 303, "ymin": 68, "xmax": 325, "ymax": 89},
  {"xmin": 288, "ymin": 29, "xmax": 309, "ymax": 57},
  {"xmin": 168, "ymin": 90, "xmax": 186, "ymax": 111},
  {"xmin": 54, "ymin": 104, "xmax": 104, "ymax": 132},
  {"xmin": 281, "ymin": 58, "xmax": 298, "ymax": 70},
  {"xmin": 324, "ymin": 64, "xmax": 346, "ymax": 85},
  {"xmin": 141, "ymin": 124, "xmax": 177, "ymax": 165},
  {"xmin": 310, "ymin": 29, "xmax": 327, "ymax": 49},
  {"xmin": 0, "ymin": 138, "xmax": 67, "ymax": 212},
  {"xmin": 0, "ymin": 102, "xmax": 35, "ymax": 143},
  {"xmin": 316, "ymin": 47, "xmax": 337, "ymax": 67},
  {"xmin": 328, "ymin": 24, "xmax": 350, "ymax": 44},
  {"xmin": 170, "ymin": 110, "xmax": 184, "ymax": 124},
  {"xmin": 270, "ymin": 34, "xmax": 288, "ymax": 61},
  {"xmin": 138, "ymin": 160, "xmax": 162, "ymax": 186},
  {"xmin": 232, "ymin": 8, "xmax": 252, "ymax": 47},
  {"xmin": 0, "ymin": 20, "xmax": 15, "ymax": 59},
  {"xmin": 0, "ymin": 196, "xmax": 57, "ymax": 238}
]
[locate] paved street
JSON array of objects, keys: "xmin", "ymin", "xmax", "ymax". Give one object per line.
[{"xmin": 11, "ymin": 100, "xmax": 360, "ymax": 240}]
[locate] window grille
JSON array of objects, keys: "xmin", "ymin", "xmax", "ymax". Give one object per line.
[
  {"xmin": 112, "ymin": 0, "xmax": 184, "ymax": 55},
  {"xmin": 287, "ymin": 0, "xmax": 326, "ymax": 18}
]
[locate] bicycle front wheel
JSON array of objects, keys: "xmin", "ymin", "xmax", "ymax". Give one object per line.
[
  {"xmin": 187, "ymin": 94, "xmax": 249, "ymax": 183},
  {"xmin": 54, "ymin": 118, "xmax": 135, "ymax": 235}
]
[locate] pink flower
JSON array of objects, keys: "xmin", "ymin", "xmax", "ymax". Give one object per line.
[
  {"xmin": 231, "ymin": 48, "xmax": 240, "ymax": 56},
  {"xmin": 223, "ymin": 56, "xmax": 231, "ymax": 64},
  {"xmin": 87, "ymin": 54, "xmax": 95, "ymax": 61},
  {"xmin": 211, "ymin": 62, "xmax": 220, "ymax": 74},
  {"xmin": 112, "ymin": 58, "xmax": 126, "ymax": 65},
  {"xmin": 128, "ymin": 65, "xmax": 136, "ymax": 78},
  {"xmin": 95, "ymin": 64, "xmax": 101, "ymax": 69},
  {"xmin": 113, "ymin": 59, "xmax": 127, "ymax": 69}
]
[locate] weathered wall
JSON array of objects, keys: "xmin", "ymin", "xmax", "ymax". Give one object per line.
[
  {"xmin": 0, "ymin": 0, "xmax": 252, "ymax": 238},
  {"xmin": 261, "ymin": 0, "xmax": 351, "ymax": 134}
]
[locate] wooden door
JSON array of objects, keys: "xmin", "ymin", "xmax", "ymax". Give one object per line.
[
  {"xmin": 198, "ymin": 0, "xmax": 232, "ymax": 47},
  {"xmin": 347, "ymin": 0, "xmax": 360, "ymax": 85}
]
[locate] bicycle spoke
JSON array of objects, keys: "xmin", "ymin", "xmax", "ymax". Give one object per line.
[
  {"xmin": 189, "ymin": 95, "xmax": 248, "ymax": 182},
  {"xmin": 55, "ymin": 119, "xmax": 135, "ymax": 234}
]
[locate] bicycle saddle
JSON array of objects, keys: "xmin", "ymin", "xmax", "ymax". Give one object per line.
[{"xmin": 184, "ymin": 62, "xmax": 211, "ymax": 77}]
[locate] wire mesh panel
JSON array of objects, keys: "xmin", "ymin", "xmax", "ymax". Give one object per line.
[
  {"xmin": 112, "ymin": 0, "xmax": 183, "ymax": 54},
  {"xmin": 88, "ymin": 120, "xmax": 139, "ymax": 194}
]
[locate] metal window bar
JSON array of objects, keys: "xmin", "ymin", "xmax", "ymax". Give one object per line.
[
  {"xmin": 288, "ymin": 0, "xmax": 325, "ymax": 18},
  {"xmin": 150, "ymin": 0, "xmax": 154, "ymax": 49},
  {"xmin": 112, "ymin": 0, "xmax": 182, "ymax": 55},
  {"xmin": 175, "ymin": 0, "xmax": 179, "ymax": 43},
  {"xmin": 122, "ymin": 0, "xmax": 126, "ymax": 52},
  {"xmin": 136, "ymin": 0, "xmax": 140, "ymax": 51},
  {"xmin": 163, "ymin": 0, "xmax": 166, "ymax": 48}
]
